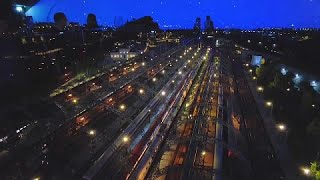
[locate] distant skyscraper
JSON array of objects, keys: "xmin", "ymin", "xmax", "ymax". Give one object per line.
[
  {"xmin": 193, "ymin": 17, "xmax": 201, "ymax": 35},
  {"xmin": 204, "ymin": 16, "xmax": 214, "ymax": 34},
  {"xmin": 114, "ymin": 16, "xmax": 124, "ymax": 28}
]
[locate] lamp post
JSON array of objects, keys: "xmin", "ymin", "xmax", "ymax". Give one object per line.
[
  {"xmin": 88, "ymin": 129, "xmax": 96, "ymax": 154},
  {"xmin": 266, "ymin": 101, "xmax": 273, "ymax": 116},
  {"xmin": 277, "ymin": 123, "xmax": 287, "ymax": 143}
]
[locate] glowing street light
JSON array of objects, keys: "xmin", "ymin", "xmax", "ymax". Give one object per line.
[
  {"xmin": 249, "ymin": 69, "xmax": 253, "ymax": 73},
  {"xmin": 68, "ymin": 93, "xmax": 73, "ymax": 97},
  {"xmin": 162, "ymin": 70, "xmax": 165, "ymax": 74},
  {"xmin": 161, "ymin": 91, "xmax": 166, "ymax": 96},
  {"xmin": 152, "ymin": 77, "xmax": 157, "ymax": 82},
  {"xmin": 301, "ymin": 167, "xmax": 311, "ymax": 176},
  {"xmin": 120, "ymin": 104, "xmax": 126, "ymax": 111},
  {"xmin": 123, "ymin": 136, "xmax": 129, "ymax": 143},
  {"xmin": 171, "ymin": 80, "xmax": 175, "ymax": 83},
  {"xmin": 245, "ymin": 63, "xmax": 249, "ymax": 67},
  {"xmin": 266, "ymin": 101, "xmax": 272, "ymax": 107},
  {"xmin": 72, "ymin": 99, "xmax": 78, "ymax": 104},
  {"xmin": 139, "ymin": 89, "xmax": 144, "ymax": 94},
  {"xmin": 201, "ymin": 151, "xmax": 206, "ymax": 156},
  {"xmin": 286, "ymin": 88, "xmax": 291, "ymax": 92},
  {"xmin": 252, "ymin": 76, "xmax": 257, "ymax": 80},
  {"xmin": 142, "ymin": 62, "xmax": 146, "ymax": 66},
  {"xmin": 178, "ymin": 71, "xmax": 182, "ymax": 75},
  {"xmin": 88, "ymin": 129, "xmax": 96, "ymax": 136},
  {"xmin": 277, "ymin": 124, "xmax": 286, "ymax": 132},
  {"xmin": 257, "ymin": 86, "xmax": 264, "ymax": 92}
]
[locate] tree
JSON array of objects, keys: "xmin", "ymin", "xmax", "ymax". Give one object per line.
[{"xmin": 310, "ymin": 161, "xmax": 320, "ymax": 180}]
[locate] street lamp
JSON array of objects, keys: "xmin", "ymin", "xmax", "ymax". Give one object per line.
[
  {"xmin": 249, "ymin": 69, "xmax": 253, "ymax": 73},
  {"xmin": 120, "ymin": 104, "xmax": 126, "ymax": 111},
  {"xmin": 266, "ymin": 101, "xmax": 273, "ymax": 116},
  {"xmin": 139, "ymin": 89, "xmax": 144, "ymax": 94},
  {"xmin": 301, "ymin": 167, "xmax": 311, "ymax": 176},
  {"xmin": 88, "ymin": 130, "xmax": 96, "ymax": 136},
  {"xmin": 266, "ymin": 101, "xmax": 272, "ymax": 107},
  {"xmin": 142, "ymin": 62, "xmax": 146, "ymax": 66},
  {"xmin": 152, "ymin": 77, "xmax": 157, "ymax": 82},
  {"xmin": 68, "ymin": 93, "xmax": 73, "ymax": 97},
  {"xmin": 252, "ymin": 76, "xmax": 257, "ymax": 80},
  {"xmin": 277, "ymin": 124, "xmax": 286, "ymax": 132},
  {"xmin": 123, "ymin": 136, "xmax": 129, "ymax": 143},
  {"xmin": 201, "ymin": 151, "xmax": 206, "ymax": 156},
  {"xmin": 161, "ymin": 91, "xmax": 166, "ymax": 96},
  {"xmin": 72, "ymin": 99, "xmax": 78, "ymax": 104},
  {"xmin": 257, "ymin": 86, "xmax": 264, "ymax": 92}
]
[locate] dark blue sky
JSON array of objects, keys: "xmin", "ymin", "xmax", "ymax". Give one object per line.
[{"xmin": 26, "ymin": 0, "xmax": 320, "ymax": 29}]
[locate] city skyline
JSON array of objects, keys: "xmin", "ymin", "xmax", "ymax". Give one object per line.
[{"xmin": 26, "ymin": 0, "xmax": 320, "ymax": 29}]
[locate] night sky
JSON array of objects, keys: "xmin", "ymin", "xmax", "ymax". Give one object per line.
[{"xmin": 26, "ymin": 0, "xmax": 320, "ymax": 29}]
